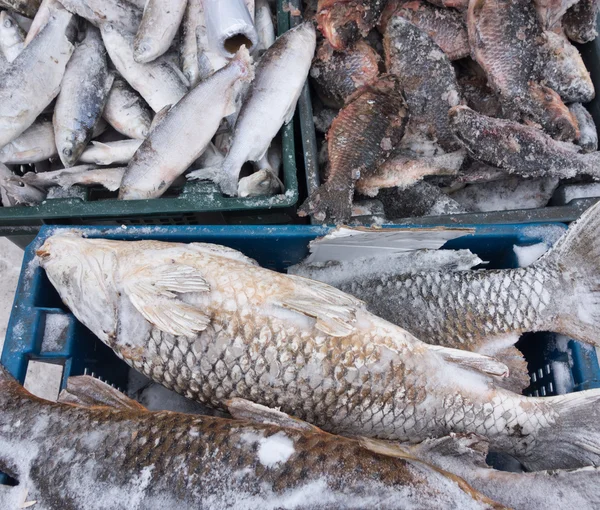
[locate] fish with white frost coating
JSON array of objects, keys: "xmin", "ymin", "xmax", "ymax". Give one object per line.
[
  {"xmin": 100, "ymin": 22, "xmax": 188, "ymax": 112},
  {"xmin": 0, "ymin": 120, "xmax": 56, "ymax": 164},
  {"xmin": 38, "ymin": 216, "xmax": 600, "ymax": 472},
  {"xmin": 119, "ymin": 48, "xmax": 254, "ymax": 200},
  {"xmin": 0, "ymin": 369, "xmax": 507, "ymax": 510},
  {"xmin": 450, "ymin": 105, "xmax": 600, "ymax": 179},
  {"xmin": 0, "ymin": 8, "xmax": 75, "ymax": 148},
  {"xmin": 0, "ymin": 10, "xmax": 25, "ymax": 62},
  {"xmin": 54, "ymin": 25, "xmax": 114, "ymax": 167},
  {"xmin": 0, "ymin": 162, "xmax": 46, "ymax": 206},
  {"xmin": 79, "ymin": 139, "xmax": 143, "ymax": 166},
  {"xmin": 194, "ymin": 22, "xmax": 316, "ymax": 196},
  {"xmin": 563, "ymin": 0, "xmax": 599, "ymax": 43},
  {"xmin": 180, "ymin": 0, "xmax": 203, "ymax": 86},
  {"xmin": 22, "ymin": 165, "xmax": 126, "ymax": 191},
  {"xmin": 23, "ymin": 0, "xmax": 62, "ymax": 46},
  {"xmin": 103, "ymin": 78, "xmax": 152, "ymax": 140},
  {"xmin": 134, "ymin": 0, "xmax": 187, "ymax": 63},
  {"xmin": 59, "ymin": 0, "xmax": 142, "ymax": 34}
]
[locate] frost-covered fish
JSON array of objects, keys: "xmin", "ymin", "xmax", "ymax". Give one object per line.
[
  {"xmin": 563, "ymin": 0, "xmax": 599, "ymax": 43},
  {"xmin": 0, "ymin": 9, "xmax": 75, "ymax": 148},
  {"xmin": 54, "ymin": 25, "xmax": 114, "ymax": 167},
  {"xmin": 119, "ymin": 48, "xmax": 254, "ymax": 200},
  {"xmin": 0, "ymin": 369, "xmax": 506, "ymax": 510},
  {"xmin": 0, "ymin": 162, "xmax": 46, "ymax": 206},
  {"xmin": 0, "ymin": 10, "xmax": 25, "ymax": 62},
  {"xmin": 22, "ymin": 165, "xmax": 126, "ymax": 191},
  {"xmin": 468, "ymin": 0, "xmax": 577, "ymax": 141},
  {"xmin": 59, "ymin": 0, "xmax": 142, "ymax": 33},
  {"xmin": 100, "ymin": 22, "xmax": 188, "ymax": 113},
  {"xmin": 38, "ymin": 228, "xmax": 600, "ymax": 471},
  {"xmin": 79, "ymin": 139, "xmax": 143, "ymax": 166},
  {"xmin": 23, "ymin": 0, "xmax": 62, "ymax": 46},
  {"xmin": 103, "ymin": 77, "xmax": 152, "ymax": 140},
  {"xmin": 300, "ymin": 76, "xmax": 408, "ymax": 222},
  {"xmin": 0, "ymin": 0, "xmax": 40, "ymax": 17},
  {"xmin": 0, "ymin": 120, "xmax": 56, "ymax": 164},
  {"xmin": 180, "ymin": 0, "xmax": 203, "ymax": 86},
  {"xmin": 534, "ymin": 0, "xmax": 578, "ymax": 29},
  {"xmin": 195, "ymin": 22, "xmax": 315, "ymax": 197},
  {"xmin": 450, "ymin": 106, "xmax": 600, "ymax": 179},
  {"xmin": 310, "ymin": 39, "xmax": 380, "ymax": 108},
  {"xmin": 317, "ymin": 0, "xmax": 388, "ymax": 50},
  {"xmin": 134, "ymin": 0, "xmax": 187, "ymax": 63},
  {"xmin": 384, "ymin": 16, "xmax": 462, "ymax": 153},
  {"xmin": 380, "ymin": 0, "xmax": 470, "ymax": 61}
]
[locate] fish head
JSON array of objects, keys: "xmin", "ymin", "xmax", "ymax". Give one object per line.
[
  {"xmin": 133, "ymin": 37, "xmax": 157, "ymax": 65},
  {"xmin": 58, "ymin": 129, "xmax": 87, "ymax": 167},
  {"xmin": 0, "ymin": 175, "xmax": 46, "ymax": 206},
  {"xmin": 36, "ymin": 233, "xmax": 120, "ymax": 345},
  {"xmin": 317, "ymin": 1, "xmax": 363, "ymax": 50},
  {"xmin": 528, "ymin": 83, "xmax": 579, "ymax": 142},
  {"xmin": 0, "ymin": 11, "xmax": 22, "ymax": 45},
  {"xmin": 238, "ymin": 169, "xmax": 284, "ymax": 197}
]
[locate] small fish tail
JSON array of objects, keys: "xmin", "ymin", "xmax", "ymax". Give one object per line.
[
  {"xmin": 523, "ymin": 389, "xmax": 600, "ymax": 471},
  {"xmin": 540, "ymin": 200, "xmax": 600, "ymax": 346}
]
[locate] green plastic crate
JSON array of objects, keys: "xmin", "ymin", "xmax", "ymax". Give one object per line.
[{"xmin": 0, "ymin": 0, "xmax": 301, "ymax": 229}]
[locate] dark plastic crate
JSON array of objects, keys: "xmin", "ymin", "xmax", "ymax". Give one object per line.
[{"xmin": 0, "ymin": 0, "xmax": 302, "ymax": 229}]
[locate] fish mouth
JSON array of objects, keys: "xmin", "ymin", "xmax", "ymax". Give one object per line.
[{"xmin": 36, "ymin": 247, "xmax": 51, "ymax": 259}]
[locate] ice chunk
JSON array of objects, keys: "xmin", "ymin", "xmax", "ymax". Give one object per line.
[
  {"xmin": 513, "ymin": 243, "xmax": 550, "ymax": 267},
  {"xmin": 257, "ymin": 432, "xmax": 295, "ymax": 467},
  {"xmin": 24, "ymin": 360, "xmax": 63, "ymax": 402},
  {"xmin": 41, "ymin": 314, "xmax": 70, "ymax": 352}
]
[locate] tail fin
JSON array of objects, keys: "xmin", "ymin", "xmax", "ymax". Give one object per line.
[
  {"xmin": 538, "ymin": 200, "xmax": 600, "ymax": 346},
  {"xmin": 523, "ymin": 389, "xmax": 600, "ymax": 471}
]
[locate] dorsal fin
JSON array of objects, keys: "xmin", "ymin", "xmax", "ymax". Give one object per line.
[{"xmin": 58, "ymin": 376, "xmax": 146, "ymax": 412}]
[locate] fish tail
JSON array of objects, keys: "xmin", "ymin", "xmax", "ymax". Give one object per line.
[
  {"xmin": 523, "ymin": 389, "xmax": 600, "ymax": 470},
  {"xmin": 540, "ymin": 200, "xmax": 600, "ymax": 346},
  {"xmin": 187, "ymin": 155, "xmax": 242, "ymax": 197}
]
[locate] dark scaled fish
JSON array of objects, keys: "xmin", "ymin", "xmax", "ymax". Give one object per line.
[
  {"xmin": 384, "ymin": 16, "xmax": 462, "ymax": 153},
  {"xmin": 310, "ymin": 39, "xmax": 381, "ymax": 108},
  {"xmin": 300, "ymin": 75, "xmax": 408, "ymax": 222},
  {"xmin": 379, "ymin": 0, "xmax": 470, "ymax": 60},
  {"xmin": 468, "ymin": 0, "xmax": 578, "ymax": 141},
  {"xmin": 450, "ymin": 105, "xmax": 600, "ymax": 180},
  {"xmin": 563, "ymin": 0, "xmax": 599, "ymax": 43},
  {"xmin": 569, "ymin": 102, "xmax": 598, "ymax": 153},
  {"xmin": 0, "ymin": 368, "xmax": 507, "ymax": 509},
  {"xmin": 316, "ymin": 0, "xmax": 389, "ymax": 50}
]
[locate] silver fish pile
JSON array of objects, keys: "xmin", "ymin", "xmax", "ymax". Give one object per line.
[
  {"xmin": 0, "ymin": 0, "xmax": 312, "ymax": 207},
  {"xmin": 307, "ymin": 0, "xmax": 599, "ymax": 223}
]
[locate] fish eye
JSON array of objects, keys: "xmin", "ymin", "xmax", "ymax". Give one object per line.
[
  {"xmin": 63, "ymin": 148, "xmax": 72, "ymax": 157},
  {"xmin": 17, "ymin": 181, "xmax": 24, "ymax": 187},
  {"xmin": 4, "ymin": 19, "xmax": 12, "ymax": 28}
]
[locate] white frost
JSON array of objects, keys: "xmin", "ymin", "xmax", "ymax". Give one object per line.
[
  {"xmin": 41, "ymin": 313, "xmax": 70, "ymax": 351},
  {"xmin": 513, "ymin": 243, "xmax": 550, "ymax": 267}
]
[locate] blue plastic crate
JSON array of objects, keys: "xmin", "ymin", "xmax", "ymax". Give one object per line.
[{"xmin": 3, "ymin": 223, "xmax": 600, "ymax": 394}]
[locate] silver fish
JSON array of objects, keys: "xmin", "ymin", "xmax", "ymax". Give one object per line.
[
  {"xmin": 0, "ymin": 162, "xmax": 46, "ymax": 206},
  {"xmin": 198, "ymin": 22, "xmax": 316, "ymax": 196},
  {"xmin": 79, "ymin": 139, "xmax": 143, "ymax": 166},
  {"xmin": 23, "ymin": 0, "xmax": 62, "ymax": 47},
  {"xmin": 134, "ymin": 0, "xmax": 187, "ymax": 63},
  {"xmin": 0, "ymin": 368, "xmax": 506, "ymax": 510},
  {"xmin": 0, "ymin": 120, "xmax": 56, "ymax": 164},
  {"xmin": 0, "ymin": 8, "xmax": 75, "ymax": 148},
  {"xmin": 22, "ymin": 165, "xmax": 125, "ymax": 190},
  {"xmin": 54, "ymin": 25, "xmax": 114, "ymax": 167},
  {"xmin": 255, "ymin": 0, "xmax": 275, "ymax": 52},
  {"xmin": 38, "ymin": 221, "xmax": 600, "ymax": 472},
  {"xmin": 103, "ymin": 77, "xmax": 152, "ymax": 140},
  {"xmin": 180, "ymin": 0, "xmax": 203, "ymax": 86},
  {"xmin": 119, "ymin": 48, "xmax": 254, "ymax": 200},
  {"xmin": 59, "ymin": 0, "xmax": 142, "ymax": 33},
  {"xmin": 0, "ymin": 10, "xmax": 25, "ymax": 62},
  {"xmin": 100, "ymin": 22, "xmax": 188, "ymax": 113}
]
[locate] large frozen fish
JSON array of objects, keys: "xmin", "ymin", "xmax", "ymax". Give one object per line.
[
  {"xmin": 563, "ymin": 0, "xmax": 599, "ymax": 43},
  {"xmin": 23, "ymin": 0, "xmax": 62, "ymax": 46},
  {"xmin": 0, "ymin": 162, "xmax": 46, "ymax": 206},
  {"xmin": 0, "ymin": 120, "xmax": 56, "ymax": 164},
  {"xmin": 0, "ymin": 368, "xmax": 506, "ymax": 510},
  {"xmin": 450, "ymin": 106, "xmax": 600, "ymax": 179},
  {"xmin": 59, "ymin": 0, "xmax": 142, "ymax": 33},
  {"xmin": 0, "ymin": 0, "xmax": 40, "ymax": 17},
  {"xmin": 38, "ymin": 224, "xmax": 600, "ymax": 471},
  {"xmin": 119, "ymin": 48, "xmax": 254, "ymax": 200},
  {"xmin": 79, "ymin": 139, "xmax": 143, "ymax": 166},
  {"xmin": 134, "ymin": 0, "xmax": 187, "ymax": 63},
  {"xmin": 317, "ymin": 0, "xmax": 388, "ymax": 50},
  {"xmin": 103, "ymin": 77, "xmax": 152, "ymax": 140},
  {"xmin": 0, "ymin": 9, "xmax": 75, "ymax": 148},
  {"xmin": 405, "ymin": 434, "xmax": 600, "ymax": 510},
  {"xmin": 310, "ymin": 39, "xmax": 380, "ymax": 108},
  {"xmin": 195, "ymin": 23, "xmax": 316, "ymax": 197},
  {"xmin": 379, "ymin": 0, "xmax": 470, "ymax": 61},
  {"xmin": 468, "ymin": 0, "xmax": 577, "ymax": 141},
  {"xmin": 300, "ymin": 76, "xmax": 408, "ymax": 222},
  {"xmin": 0, "ymin": 10, "xmax": 25, "ymax": 62},
  {"xmin": 180, "ymin": 0, "xmax": 203, "ymax": 86},
  {"xmin": 384, "ymin": 16, "xmax": 462, "ymax": 153},
  {"xmin": 54, "ymin": 25, "xmax": 114, "ymax": 167},
  {"xmin": 100, "ymin": 22, "xmax": 188, "ymax": 112},
  {"xmin": 22, "ymin": 165, "xmax": 126, "ymax": 191}
]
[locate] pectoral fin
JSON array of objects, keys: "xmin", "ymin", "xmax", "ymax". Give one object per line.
[{"xmin": 58, "ymin": 375, "xmax": 147, "ymax": 412}]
